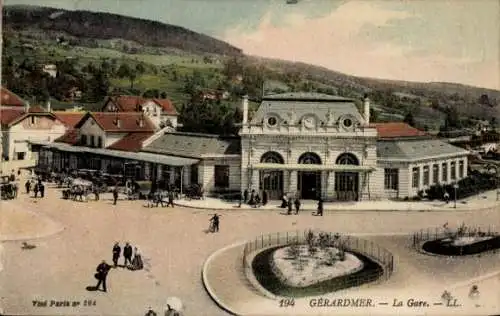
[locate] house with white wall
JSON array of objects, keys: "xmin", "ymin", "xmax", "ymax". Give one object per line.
[{"xmin": 102, "ymin": 95, "xmax": 179, "ymax": 130}]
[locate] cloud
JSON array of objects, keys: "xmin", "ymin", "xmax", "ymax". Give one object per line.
[{"xmin": 223, "ymin": 1, "xmax": 499, "ymax": 89}]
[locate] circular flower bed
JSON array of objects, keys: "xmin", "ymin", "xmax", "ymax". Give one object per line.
[
  {"xmin": 422, "ymin": 235, "xmax": 500, "ymax": 256},
  {"xmin": 252, "ymin": 245, "xmax": 383, "ymax": 297}
]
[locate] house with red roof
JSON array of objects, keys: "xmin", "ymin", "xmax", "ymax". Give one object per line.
[
  {"xmin": 102, "ymin": 95, "xmax": 178, "ymax": 130},
  {"xmin": 0, "ymin": 87, "xmax": 26, "ymax": 108}
]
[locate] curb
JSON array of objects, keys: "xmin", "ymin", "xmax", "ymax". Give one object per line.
[
  {"xmin": 202, "ymin": 241, "xmax": 248, "ymax": 316},
  {"xmin": 174, "ymin": 202, "xmax": 498, "ymax": 213}
]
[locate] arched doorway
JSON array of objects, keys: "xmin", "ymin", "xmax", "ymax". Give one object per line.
[
  {"xmin": 260, "ymin": 152, "xmax": 284, "ymax": 200},
  {"xmin": 335, "ymin": 153, "xmax": 359, "ymax": 201},
  {"xmin": 298, "ymin": 152, "xmax": 321, "ymax": 199}
]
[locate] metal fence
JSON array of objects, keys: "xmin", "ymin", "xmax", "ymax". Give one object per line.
[
  {"xmin": 412, "ymin": 225, "xmax": 498, "ymax": 249},
  {"xmin": 242, "ymin": 230, "xmax": 394, "ymax": 293}
]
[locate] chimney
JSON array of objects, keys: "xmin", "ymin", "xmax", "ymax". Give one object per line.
[
  {"xmin": 138, "ymin": 117, "xmax": 144, "ymax": 127},
  {"xmin": 363, "ymin": 95, "xmax": 370, "ymax": 125},
  {"xmin": 25, "ymin": 101, "xmax": 30, "ymax": 113},
  {"xmin": 242, "ymin": 95, "xmax": 249, "ymax": 125},
  {"xmin": 115, "ymin": 118, "xmax": 121, "ymax": 128},
  {"xmin": 46, "ymin": 100, "xmax": 51, "ymax": 113}
]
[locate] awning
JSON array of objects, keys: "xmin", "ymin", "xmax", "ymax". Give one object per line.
[
  {"xmin": 252, "ymin": 163, "xmax": 375, "ymax": 172},
  {"xmin": 88, "ymin": 147, "xmax": 199, "ymax": 167}
]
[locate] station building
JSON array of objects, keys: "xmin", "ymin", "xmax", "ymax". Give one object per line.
[{"xmin": 34, "ymin": 92, "xmax": 469, "ymax": 201}]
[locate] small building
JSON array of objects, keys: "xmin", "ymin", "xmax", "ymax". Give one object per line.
[
  {"xmin": 102, "ymin": 95, "xmax": 178, "ymax": 130},
  {"xmin": 42, "ymin": 64, "xmax": 58, "ymax": 78},
  {"xmin": 1, "ymin": 105, "xmax": 67, "ymax": 164}
]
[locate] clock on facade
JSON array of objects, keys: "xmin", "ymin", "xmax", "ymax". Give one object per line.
[
  {"xmin": 267, "ymin": 116, "xmax": 278, "ymax": 127},
  {"xmin": 303, "ymin": 116, "xmax": 316, "ymax": 129}
]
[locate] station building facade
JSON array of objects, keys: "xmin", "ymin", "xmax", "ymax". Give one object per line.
[{"xmin": 34, "ymin": 92, "xmax": 469, "ymax": 201}]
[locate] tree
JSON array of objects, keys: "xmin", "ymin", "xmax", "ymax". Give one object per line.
[
  {"xmin": 135, "ymin": 63, "xmax": 146, "ymax": 75},
  {"xmin": 403, "ymin": 111, "xmax": 416, "ymax": 127},
  {"xmin": 143, "ymin": 89, "xmax": 160, "ymax": 98},
  {"xmin": 369, "ymin": 107, "xmax": 380, "ymax": 123},
  {"xmin": 116, "ymin": 63, "xmax": 137, "ymax": 89},
  {"xmin": 179, "ymin": 98, "xmax": 241, "ymax": 135},
  {"xmin": 479, "ymin": 94, "xmax": 490, "ymax": 106},
  {"xmin": 443, "ymin": 106, "xmax": 461, "ymax": 130}
]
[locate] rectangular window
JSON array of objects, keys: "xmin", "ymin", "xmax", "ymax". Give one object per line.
[
  {"xmin": 459, "ymin": 160, "xmax": 465, "ymax": 178},
  {"xmin": 442, "ymin": 162, "xmax": 448, "ymax": 182},
  {"xmin": 214, "ymin": 165, "xmax": 230, "ymax": 188},
  {"xmin": 97, "ymin": 136, "xmax": 103, "ymax": 148},
  {"xmin": 423, "ymin": 165, "xmax": 430, "ymax": 185},
  {"xmin": 90, "ymin": 135, "xmax": 95, "ymax": 147},
  {"xmin": 432, "ymin": 164, "xmax": 439, "ymax": 184},
  {"xmin": 412, "ymin": 167, "xmax": 420, "ymax": 188},
  {"xmin": 16, "ymin": 152, "xmax": 25, "ymax": 160},
  {"xmin": 31, "ymin": 116, "xmax": 35, "ymax": 124},
  {"xmin": 384, "ymin": 168, "xmax": 399, "ymax": 190},
  {"xmin": 81, "ymin": 134, "xmax": 87, "ymax": 145},
  {"xmin": 450, "ymin": 161, "xmax": 456, "ymax": 180}
]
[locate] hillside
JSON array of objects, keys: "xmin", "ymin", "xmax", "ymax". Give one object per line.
[
  {"xmin": 2, "ymin": 5, "xmax": 242, "ymax": 56},
  {"xmin": 2, "ymin": 5, "xmax": 499, "ymax": 131}
]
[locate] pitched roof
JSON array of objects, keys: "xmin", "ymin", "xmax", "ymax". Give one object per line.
[
  {"xmin": 0, "ymin": 108, "xmax": 25, "ymax": 126},
  {"xmin": 107, "ymin": 132, "xmax": 154, "ymax": 152},
  {"xmin": 55, "ymin": 129, "xmax": 79, "ymax": 145},
  {"xmin": 143, "ymin": 132, "xmax": 241, "ymax": 158},
  {"xmin": 152, "ymin": 98, "xmax": 178, "ymax": 115},
  {"xmin": 0, "ymin": 87, "xmax": 25, "ymax": 107},
  {"xmin": 377, "ymin": 139, "xmax": 470, "ymax": 161},
  {"xmin": 371, "ymin": 122, "xmax": 428, "ymax": 139},
  {"xmin": 78, "ymin": 112, "xmax": 156, "ymax": 132},
  {"xmin": 251, "ymin": 92, "xmax": 363, "ymax": 126},
  {"xmin": 105, "ymin": 95, "xmax": 178, "ymax": 115},
  {"xmin": 53, "ymin": 111, "xmax": 86, "ymax": 128}
]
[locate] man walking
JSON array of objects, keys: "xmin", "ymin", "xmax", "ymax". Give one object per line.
[
  {"xmin": 95, "ymin": 260, "xmax": 111, "ymax": 292},
  {"xmin": 316, "ymin": 197, "xmax": 324, "ymax": 216},
  {"xmin": 294, "ymin": 197, "xmax": 301, "ymax": 215},
  {"xmin": 113, "ymin": 187, "xmax": 118, "ymax": 205},
  {"xmin": 123, "ymin": 242, "xmax": 133, "ymax": 267},
  {"xmin": 25, "ymin": 180, "xmax": 31, "ymax": 194},
  {"xmin": 167, "ymin": 191, "xmax": 174, "ymax": 207},
  {"xmin": 287, "ymin": 198, "xmax": 293, "ymax": 215},
  {"xmin": 155, "ymin": 192, "xmax": 165, "ymax": 207},
  {"xmin": 112, "ymin": 242, "xmax": 121, "ymax": 267}
]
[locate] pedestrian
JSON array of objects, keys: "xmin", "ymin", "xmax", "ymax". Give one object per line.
[
  {"xmin": 243, "ymin": 189, "xmax": 249, "ymax": 203},
  {"xmin": 262, "ymin": 190, "xmax": 268, "ymax": 206},
  {"xmin": 94, "ymin": 185, "xmax": 100, "ymax": 201},
  {"xmin": 94, "ymin": 260, "xmax": 111, "ymax": 292},
  {"xmin": 281, "ymin": 194, "xmax": 288, "ymax": 208},
  {"xmin": 144, "ymin": 307, "xmax": 157, "ymax": 316},
  {"xmin": 294, "ymin": 197, "xmax": 301, "ymax": 215},
  {"xmin": 444, "ymin": 191, "xmax": 450, "ymax": 204},
  {"xmin": 17, "ymin": 169, "xmax": 21, "ymax": 177},
  {"xmin": 238, "ymin": 191, "xmax": 243, "ymax": 208},
  {"xmin": 156, "ymin": 192, "xmax": 165, "ymax": 207},
  {"xmin": 130, "ymin": 246, "xmax": 144, "ymax": 271},
  {"xmin": 25, "ymin": 180, "xmax": 31, "ymax": 194},
  {"xmin": 287, "ymin": 199, "xmax": 292, "ymax": 215},
  {"xmin": 167, "ymin": 191, "xmax": 174, "ymax": 207},
  {"xmin": 123, "ymin": 242, "xmax": 133, "ymax": 267},
  {"xmin": 112, "ymin": 242, "xmax": 121, "ymax": 268},
  {"xmin": 113, "ymin": 186, "xmax": 118, "ymax": 205},
  {"xmin": 316, "ymin": 197, "xmax": 323, "ymax": 216},
  {"xmin": 40, "ymin": 183, "xmax": 45, "ymax": 198},
  {"xmin": 209, "ymin": 214, "xmax": 220, "ymax": 232},
  {"xmin": 33, "ymin": 183, "xmax": 39, "ymax": 198},
  {"xmin": 249, "ymin": 189, "xmax": 255, "ymax": 205}
]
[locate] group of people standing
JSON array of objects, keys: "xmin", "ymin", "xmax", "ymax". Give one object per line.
[
  {"xmin": 93, "ymin": 242, "xmax": 143, "ymax": 293},
  {"xmin": 25, "ymin": 178, "xmax": 45, "ymax": 198},
  {"xmin": 240, "ymin": 189, "xmax": 268, "ymax": 207},
  {"xmin": 147, "ymin": 190, "xmax": 175, "ymax": 208}
]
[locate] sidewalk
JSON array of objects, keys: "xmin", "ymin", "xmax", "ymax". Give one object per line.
[{"xmin": 176, "ymin": 190, "xmax": 500, "ymax": 212}]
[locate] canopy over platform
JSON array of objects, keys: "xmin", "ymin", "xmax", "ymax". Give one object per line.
[{"xmin": 252, "ymin": 163, "xmax": 375, "ymax": 172}]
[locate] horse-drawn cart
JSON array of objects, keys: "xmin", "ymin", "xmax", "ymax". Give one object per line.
[{"xmin": 62, "ymin": 178, "xmax": 93, "ymax": 201}]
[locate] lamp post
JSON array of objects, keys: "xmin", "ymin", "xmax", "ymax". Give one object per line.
[{"xmin": 453, "ymin": 183, "xmax": 459, "ymax": 208}]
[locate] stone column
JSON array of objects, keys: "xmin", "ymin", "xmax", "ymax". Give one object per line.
[
  {"xmin": 183, "ymin": 165, "xmax": 190, "ymax": 187},
  {"xmin": 169, "ymin": 166, "xmax": 175, "ymax": 185},
  {"xmin": 250, "ymin": 168, "xmax": 260, "ymax": 191},
  {"xmin": 144, "ymin": 162, "xmax": 150, "ymax": 180},
  {"xmin": 321, "ymin": 171, "xmax": 327, "ymax": 199},
  {"xmin": 157, "ymin": 164, "xmax": 163, "ymax": 180},
  {"xmin": 327, "ymin": 171, "xmax": 335, "ymax": 200},
  {"xmin": 289, "ymin": 170, "xmax": 297, "ymax": 196}
]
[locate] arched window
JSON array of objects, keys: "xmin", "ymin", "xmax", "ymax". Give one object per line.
[
  {"xmin": 336, "ymin": 153, "xmax": 359, "ymax": 165},
  {"xmin": 261, "ymin": 151, "xmax": 284, "ymax": 164},
  {"xmin": 298, "ymin": 152, "xmax": 321, "ymax": 164}
]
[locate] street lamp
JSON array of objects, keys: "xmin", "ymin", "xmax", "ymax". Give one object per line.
[{"xmin": 453, "ymin": 183, "xmax": 459, "ymax": 208}]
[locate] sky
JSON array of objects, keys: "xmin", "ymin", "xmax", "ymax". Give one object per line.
[{"xmin": 4, "ymin": 0, "xmax": 500, "ymax": 90}]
